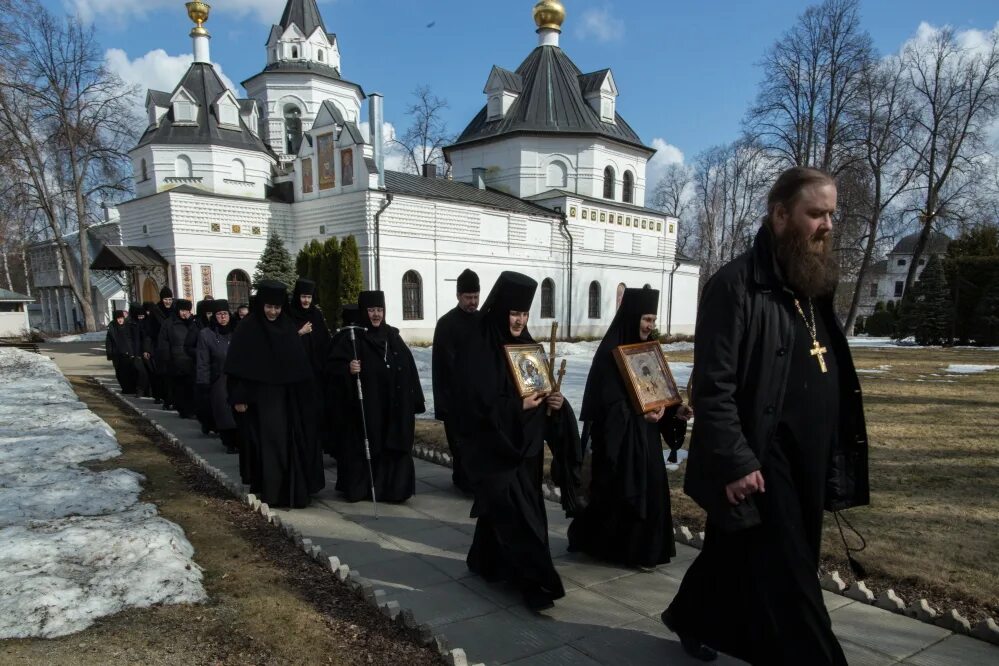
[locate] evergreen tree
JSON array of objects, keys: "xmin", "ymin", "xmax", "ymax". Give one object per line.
[
  {"xmin": 295, "ymin": 244, "xmax": 310, "ymax": 280},
  {"xmin": 972, "ymin": 277, "xmax": 999, "ymax": 346},
  {"xmin": 252, "ymin": 232, "xmax": 297, "ymax": 290},
  {"xmin": 339, "ymin": 235, "xmax": 363, "ymax": 309},
  {"xmin": 305, "ymin": 239, "xmax": 323, "ymax": 284},
  {"xmin": 896, "ymin": 254, "xmax": 953, "ymax": 345},
  {"xmin": 320, "ymin": 237, "xmax": 341, "ymax": 325}
]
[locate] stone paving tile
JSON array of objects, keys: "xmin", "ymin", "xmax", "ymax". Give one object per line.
[
  {"xmin": 830, "ymin": 600, "xmax": 951, "ymax": 661},
  {"xmin": 839, "ymin": 639, "xmax": 901, "ymax": 666},
  {"xmin": 508, "ymin": 587, "xmax": 647, "ymax": 639},
  {"xmin": 308, "ymin": 534, "xmax": 409, "ymax": 567},
  {"xmin": 903, "ymin": 634, "xmax": 999, "ymax": 666},
  {"xmin": 505, "ymin": 644, "xmax": 602, "ymax": 665},
  {"xmin": 435, "ymin": 609, "xmax": 570, "ymax": 665},
  {"xmin": 823, "ymin": 590, "xmax": 856, "ymax": 613},
  {"xmin": 553, "ymin": 551, "xmax": 636, "ymax": 589},
  {"xmin": 589, "ymin": 569, "xmax": 679, "ymax": 620},
  {"xmin": 389, "ymin": 579, "xmax": 499, "ymax": 628},
  {"xmin": 570, "ymin": 616, "xmax": 747, "ymax": 666},
  {"xmin": 356, "ymin": 552, "xmax": 453, "ymax": 595}
]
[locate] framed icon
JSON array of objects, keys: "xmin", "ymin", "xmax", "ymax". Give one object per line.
[
  {"xmin": 612, "ymin": 341, "xmax": 681, "ymax": 414},
  {"xmin": 503, "ymin": 343, "xmax": 554, "ymax": 397}
]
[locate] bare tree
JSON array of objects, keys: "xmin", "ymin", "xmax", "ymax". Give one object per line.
[
  {"xmin": 650, "ymin": 163, "xmax": 693, "ymax": 254},
  {"xmin": 842, "ymin": 55, "xmax": 919, "ymax": 332},
  {"xmin": 393, "ymin": 86, "xmax": 452, "ymax": 176},
  {"xmin": 0, "ymin": 0, "xmax": 137, "ymax": 330},
  {"xmin": 902, "ymin": 26, "xmax": 999, "ymax": 293},
  {"xmin": 747, "ymin": 0, "xmax": 874, "ymax": 174}
]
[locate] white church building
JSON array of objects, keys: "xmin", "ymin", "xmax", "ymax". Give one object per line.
[{"xmin": 114, "ymin": 0, "xmax": 699, "ymax": 340}]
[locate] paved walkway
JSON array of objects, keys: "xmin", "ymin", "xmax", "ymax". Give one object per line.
[{"xmin": 42, "ymin": 347, "xmax": 999, "ymax": 666}]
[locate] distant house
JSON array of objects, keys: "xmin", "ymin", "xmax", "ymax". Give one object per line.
[
  {"xmin": 0, "ymin": 288, "xmax": 34, "ymax": 337},
  {"xmin": 857, "ymin": 231, "xmax": 951, "ymax": 317}
]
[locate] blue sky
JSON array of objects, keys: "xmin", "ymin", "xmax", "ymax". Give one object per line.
[{"xmin": 45, "ymin": 0, "xmax": 998, "ymax": 175}]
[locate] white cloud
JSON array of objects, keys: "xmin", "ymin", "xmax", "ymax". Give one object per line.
[
  {"xmin": 899, "ymin": 20, "xmax": 999, "ymax": 58},
  {"xmin": 69, "ymin": 0, "xmax": 289, "ymax": 27},
  {"xmin": 575, "ymin": 7, "xmax": 625, "ymax": 43},
  {"xmin": 645, "ymin": 137, "xmax": 685, "ymax": 188},
  {"xmin": 106, "ymin": 47, "xmax": 240, "ymax": 121},
  {"xmin": 357, "ymin": 120, "xmax": 410, "ymax": 173}
]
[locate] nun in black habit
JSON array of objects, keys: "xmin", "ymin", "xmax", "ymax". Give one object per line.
[
  {"xmin": 328, "ymin": 291, "xmax": 425, "ymax": 502},
  {"xmin": 196, "ymin": 300, "xmax": 239, "ymax": 453},
  {"xmin": 567, "ymin": 288, "xmax": 691, "ymax": 569},
  {"xmin": 452, "ymin": 271, "xmax": 581, "ymax": 611},
  {"xmin": 288, "ymin": 279, "xmax": 333, "ymax": 450},
  {"xmin": 105, "ymin": 310, "xmax": 137, "ymax": 393},
  {"xmin": 124, "ymin": 304, "xmax": 151, "ymax": 397},
  {"xmin": 225, "ymin": 281, "xmax": 325, "ymax": 508},
  {"xmin": 325, "ymin": 303, "xmax": 360, "ymax": 461}
]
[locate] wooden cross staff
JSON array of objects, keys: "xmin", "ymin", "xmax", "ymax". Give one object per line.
[
  {"xmin": 548, "ymin": 321, "xmax": 558, "ymax": 376},
  {"xmin": 547, "ymin": 359, "xmax": 567, "ymax": 416}
]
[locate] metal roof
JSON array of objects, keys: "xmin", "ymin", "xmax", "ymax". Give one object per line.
[
  {"xmin": 527, "ymin": 188, "xmax": 669, "ymax": 217},
  {"xmin": 241, "ymin": 61, "xmax": 365, "ymax": 97},
  {"xmin": 0, "ymin": 288, "xmax": 33, "ymax": 302},
  {"xmin": 486, "ymin": 66, "xmax": 524, "ymax": 93},
  {"xmin": 890, "ymin": 230, "xmax": 950, "ymax": 256},
  {"xmin": 136, "ymin": 63, "xmax": 273, "ymax": 155},
  {"xmin": 90, "ymin": 245, "xmax": 168, "ymax": 271},
  {"xmin": 279, "ymin": 0, "xmax": 327, "ymax": 37},
  {"xmin": 383, "ymin": 171, "xmax": 560, "ymax": 218},
  {"xmin": 449, "ymin": 46, "xmax": 652, "ymax": 154}
]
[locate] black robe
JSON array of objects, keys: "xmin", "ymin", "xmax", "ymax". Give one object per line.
[
  {"xmin": 328, "ymin": 323, "xmax": 425, "ymax": 502},
  {"xmin": 105, "ymin": 320, "xmax": 137, "ymax": 393},
  {"xmin": 147, "ymin": 301, "xmax": 172, "ymax": 401},
  {"xmin": 288, "ymin": 297, "xmax": 333, "ymax": 453},
  {"xmin": 225, "ymin": 310, "xmax": 325, "ymax": 508},
  {"xmin": 123, "ymin": 317, "xmax": 150, "ymax": 397},
  {"xmin": 432, "ymin": 305, "xmax": 479, "ymax": 491},
  {"xmin": 666, "ymin": 302, "xmax": 847, "ymax": 666},
  {"xmin": 568, "ymin": 290, "xmax": 685, "ymax": 567}
]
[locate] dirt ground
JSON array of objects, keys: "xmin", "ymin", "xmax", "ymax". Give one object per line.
[
  {"xmin": 1, "ymin": 377, "xmax": 444, "ymax": 666},
  {"xmin": 416, "ymin": 345, "xmax": 999, "ymax": 622}
]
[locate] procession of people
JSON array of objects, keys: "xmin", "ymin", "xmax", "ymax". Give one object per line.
[{"xmin": 102, "ymin": 166, "xmax": 868, "ymax": 663}]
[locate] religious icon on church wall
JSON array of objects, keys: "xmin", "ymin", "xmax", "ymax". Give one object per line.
[
  {"xmin": 302, "ymin": 157, "xmax": 313, "ymax": 193},
  {"xmin": 341, "ymin": 148, "xmax": 354, "ymax": 186},
  {"xmin": 503, "ymin": 343, "xmax": 554, "ymax": 397},
  {"xmin": 612, "ymin": 341, "xmax": 681, "ymax": 414},
  {"xmin": 317, "ymin": 134, "xmax": 335, "ymax": 190}
]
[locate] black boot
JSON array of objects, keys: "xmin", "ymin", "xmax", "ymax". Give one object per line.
[
  {"xmin": 521, "ymin": 584, "xmax": 555, "ymax": 612},
  {"xmin": 661, "ymin": 610, "xmax": 717, "ymax": 662}
]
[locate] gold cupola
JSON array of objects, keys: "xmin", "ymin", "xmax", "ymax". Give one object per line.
[{"xmin": 533, "ymin": 0, "xmax": 565, "ymax": 33}]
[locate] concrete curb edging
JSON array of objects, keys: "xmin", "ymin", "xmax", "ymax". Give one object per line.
[
  {"xmin": 409, "ymin": 437, "xmax": 999, "ymax": 647},
  {"xmin": 95, "ymin": 379, "xmax": 484, "ymax": 666}
]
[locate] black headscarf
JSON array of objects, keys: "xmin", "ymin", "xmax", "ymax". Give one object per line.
[
  {"xmin": 128, "ymin": 304, "xmax": 145, "ymax": 319},
  {"xmin": 209, "ymin": 298, "xmax": 234, "ymax": 334},
  {"xmin": 478, "ymin": 271, "xmax": 538, "ymax": 346},
  {"xmin": 579, "ymin": 287, "xmax": 660, "ymax": 422},
  {"xmin": 195, "ymin": 298, "xmax": 214, "ymax": 327},
  {"xmin": 457, "ymin": 268, "xmax": 480, "ymax": 294},
  {"xmin": 340, "ymin": 303, "xmax": 359, "ymax": 328},
  {"xmin": 358, "ymin": 290, "xmax": 389, "ymax": 341},
  {"xmin": 288, "ymin": 279, "xmax": 317, "ymax": 318},
  {"xmin": 224, "ymin": 280, "xmax": 312, "ymax": 385}
]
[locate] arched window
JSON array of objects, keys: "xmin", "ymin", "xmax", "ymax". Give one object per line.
[
  {"xmin": 402, "ymin": 270, "xmax": 423, "ymax": 320},
  {"xmin": 317, "ymin": 50, "xmax": 324, "ymax": 62},
  {"xmin": 603, "ymin": 166, "xmax": 615, "ymax": 199},
  {"xmin": 226, "ymin": 269, "xmax": 250, "ymax": 306},
  {"xmin": 140, "ymin": 158, "xmax": 148, "ymax": 181},
  {"xmin": 623, "ymin": 171, "xmax": 634, "ymax": 204},
  {"xmin": 291, "ymin": 46, "xmax": 299, "ymax": 59},
  {"xmin": 616, "ymin": 282, "xmax": 627, "ymax": 309},
  {"xmin": 231, "ymin": 158, "xmax": 246, "ymax": 181},
  {"xmin": 284, "ymin": 104, "xmax": 303, "ymax": 155},
  {"xmin": 546, "ymin": 160, "xmax": 567, "ymax": 188},
  {"xmin": 588, "ymin": 281, "xmax": 601, "ymax": 319},
  {"xmin": 174, "ymin": 154, "xmax": 193, "ymax": 178},
  {"xmin": 540, "ymin": 278, "xmax": 555, "ymax": 318}
]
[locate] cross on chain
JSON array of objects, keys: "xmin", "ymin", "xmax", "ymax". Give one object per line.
[{"xmin": 810, "ymin": 339, "xmax": 828, "ymax": 373}]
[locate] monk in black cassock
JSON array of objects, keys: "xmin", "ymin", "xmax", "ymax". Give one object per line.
[
  {"xmin": 106, "ymin": 310, "xmax": 137, "ymax": 393},
  {"xmin": 453, "ymin": 271, "xmax": 582, "ymax": 611},
  {"xmin": 663, "ymin": 167, "xmax": 868, "ymax": 664},
  {"xmin": 225, "ymin": 280, "xmax": 325, "ymax": 508},
  {"xmin": 124, "ymin": 304, "xmax": 151, "ymax": 397},
  {"xmin": 325, "ymin": 303, "xmax": 359, "ymax": 461},
  {"xmin": 567, "ymin": 287, "xmax": 691, "ymax": 569},
  {"xmin": 156, "ymin": 298, "xmax": 196, "ymax": 418},
  {"xmin": 196, "ymin": 299, "xmax": 239, "ymax": 453},
  {"xmin": 432, "ymin": 268, "xmax": 480, "ymax": 493},
  {"xmin": 329, "ymin": 291, "xmax": 425, "ymax": 502},
  {"xmin": 189, "ymin": 298, "xmax": 216, "ymax": 433},
  {"xmin": 147, "ymin": 287, "xmax": 174, "ymax": 405},
  {"xmin": 287, "ymin": 279, "xmax": 333, "ymax": 452}
]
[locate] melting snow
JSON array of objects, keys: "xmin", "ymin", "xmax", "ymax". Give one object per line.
[
  {"xmin": 0, "ymin": 348, "xmax": 205, "ymax": 639},
  {"xmin": 944, "ymin": 364, "xmax": 999, "ymax": 374},
  {"xmin": 44, "ymin": 331, "xmax": 107, "ymax": 344}
]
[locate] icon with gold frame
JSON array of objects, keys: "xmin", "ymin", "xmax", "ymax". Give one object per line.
[
  {"xmin": 612, "ymin": 341, "xmax": 682, "ymax": 414},
  {"xmin": 503, "ymin": 343, "xmax": 554, "ymax": 397}
]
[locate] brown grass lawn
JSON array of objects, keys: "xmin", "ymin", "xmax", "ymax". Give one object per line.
[{"xmin": 416, "ymin": 345, "xmax": 999, "ymax": 621}]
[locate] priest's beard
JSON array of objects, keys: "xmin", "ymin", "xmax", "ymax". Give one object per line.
[{"xmin": 775, "ymin": 222, "xmax": 839, "ymax": 298}]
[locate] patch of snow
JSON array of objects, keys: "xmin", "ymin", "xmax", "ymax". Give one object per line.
[
  {"xmin": 45, "ymin": 331, "xmax": 107, "ymax": 343},
  {"xmin": 944, "ymin": 364, "xmax": 999, "ymax": 374},
  {"xmin": 0, "ymin": 348, "xmax": 205, "ymax": 639},
  {"xmin": 857, "ymin": 364, "xmax": 891, "ymax": 375},
  {"xmin": 663, "ymin": 448, "xmax": 688, "ymax": 472}
]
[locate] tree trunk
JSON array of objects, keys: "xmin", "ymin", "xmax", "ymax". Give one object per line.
[
  {"xmin": 844, "ymin": 210, "xmax": 880, "ymax": 334},
  {"xmin": 21, "ymin": 244, "xmax": 31, "ymax": 297},
  {"xmin": 1, "ymin": 250, "xmax": 12, "ymax": 290}
]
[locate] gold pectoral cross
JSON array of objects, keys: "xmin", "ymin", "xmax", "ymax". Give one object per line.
[{"xmin": 810, "ymin": 340, "xmax": 828, "ymax": 373}]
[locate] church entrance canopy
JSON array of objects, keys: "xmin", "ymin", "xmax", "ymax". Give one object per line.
[{"xmin": 90, "ymin": 245, "xmax": 169, "ymax": 303}]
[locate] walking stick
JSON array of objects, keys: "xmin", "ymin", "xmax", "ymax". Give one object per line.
[{"xmin": 343, "ymin": 325, "xmax": 378, "ymax": 518}]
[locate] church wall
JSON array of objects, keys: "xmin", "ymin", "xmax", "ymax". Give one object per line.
[
  {"xmin": 290, "ymin": 190, "xmax": 370, "ymax": 254},
  {"xmin": 133, "ymin": 145, "xmax": 273, "ymax": 200}
]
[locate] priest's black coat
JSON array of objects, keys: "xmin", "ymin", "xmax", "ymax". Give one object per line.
[
  {"xmin": 105, "ymin": 319, "xmax": 137, "ymax": 393},
  {"xmin": 328, "ymin": 323, "xmax": 425, "ymax": 502}
]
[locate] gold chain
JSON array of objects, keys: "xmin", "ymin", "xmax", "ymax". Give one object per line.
[{"xmin": 793, "ymin": 297, "xmax": 818, "ymax": 343}]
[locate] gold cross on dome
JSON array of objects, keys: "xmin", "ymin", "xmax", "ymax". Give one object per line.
[{"xmin": 810, "ymin": 340, "xmax": 828, "ymax": 373}]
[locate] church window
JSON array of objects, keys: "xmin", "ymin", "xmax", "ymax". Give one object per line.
[
  {"xmin": 174, "ymin": 154, "xmax": 193, "ymax": 178},
  {"xmin": 231, "ymin": 159, "xmax": 246, "ymax": 182},
  {"xmin": 897, "ymin": 259, "xmax": 907, "ymax": 267},
  {"xmin": 402, "ymin": 270, "xmax": 423, "ymax": 320},
  {"xmin": 603, "ymin": 166, "xmax": 615, "ymax": 199},
  {"xmin": 869, "ymin": 283, "xmax": 878, "ymax": 297},
  {"xmin": 318, "ymin": 49, "xmax": 325, "ymax": 62},
  {"xmin": 546, "ymin": 160, "xmax": 568, "ymax": 188},
  {"xmin": 623, "ymin": 171, "xmax": 634, "ymax": 204},
  {"xmin": 894, "ymin": 281, "xmax": 904, "ymax": 298},
  {"xmin": 284, "ymin": 104, "xmax": 303, "ymax": 155},
  {"xmin": 226, "ymin": 269, "xmax": 251, "ymax": 307},
  {"xmin": 588, "ymin": 281, "xmax": 601, "ymax": 319},
  {"xmin": 140, "ymin": 159, "xmax": 148, "ymax": 181},
  {"xmin": 173, "ymin": 100, "xmax": 197, "ymax": 123},
  {"xmin": 291, "ymin": 46, "xmax": 299, "ymax": 59},
  {"xmin": 541, "ymin": 279, "xmax": 555, "ymax": 319},
  {"xmin": 616, "ymin": 282, "xmax": 626, "ymax": 309}
]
